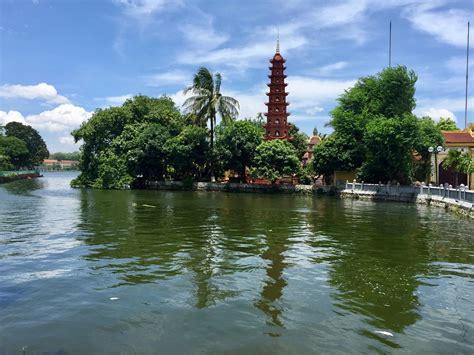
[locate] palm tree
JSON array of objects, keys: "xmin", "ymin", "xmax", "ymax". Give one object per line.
[{"xmin": 183, "ymin": 67, "xmax": 239, "ymax": 181}]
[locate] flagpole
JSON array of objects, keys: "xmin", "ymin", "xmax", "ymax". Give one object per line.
[
  {"xmin": 389, "ymin": 20, "xmax": 392, "ymax": 67},
  {"xmin": 465, "ymin": 21, "xmax": 470, "ymax": 129}
]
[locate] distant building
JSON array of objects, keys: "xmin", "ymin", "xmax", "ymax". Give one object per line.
[
  {"xmin": 264, "ymin": 37, "xmax": 291, "ymax": 140},
  {"xmin": 432, "ymin": 127, "xmax": 474, "ymax": 189},
  {"xmin": 42, "ymin": 159, "xmax": 79, "ymax": 170},
  {"xmin": 302, "ymin": 135, "xmax": 321, "ymax": 166}
]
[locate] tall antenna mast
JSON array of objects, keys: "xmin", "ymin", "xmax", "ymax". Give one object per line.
[
  {"xmin": 465, "ymin": 21, "xmax": 470, "ymax": 129},
  {"xmin": 389, "ymin": 20, "xmax": 392, "ymax": 67}
]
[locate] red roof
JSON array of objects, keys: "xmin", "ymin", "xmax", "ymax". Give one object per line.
[{"xmin": 442, "ymin": 131, "xmax": 474, "ymax": 144}]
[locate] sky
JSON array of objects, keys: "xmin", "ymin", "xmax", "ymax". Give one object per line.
[{"xmin": 0, "ymin": 0, "xmax": 473, "ymax": 153}]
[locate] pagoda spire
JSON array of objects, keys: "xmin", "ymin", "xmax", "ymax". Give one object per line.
[{"xmin": 276, "ymin": 28, "xmax": 280, "ymax": 54}]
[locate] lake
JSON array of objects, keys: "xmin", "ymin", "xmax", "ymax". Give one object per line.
[{"xmin": 0, "ymin": 172, "xmax": 473, "ymax": 353}]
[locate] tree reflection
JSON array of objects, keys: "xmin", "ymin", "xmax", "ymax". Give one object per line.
[{"xmin": 306, "ymin": 198, "xmax": 429, "ymax": 339}]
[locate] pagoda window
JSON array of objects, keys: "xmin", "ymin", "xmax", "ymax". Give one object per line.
[
  {"xmin": 275, "ymin": 130, "xmax": 280, "ymax": 137},
  {"xmin": 275, "ymin": 97, "xmax": 280, "ymax": 102},
  {"xmin": 275, "ymin": 79, "xmax": 280, "ymax": 83},
  {"xmin": 275, "ymin": 108, "xmax": 280, "ymax": 112},
  {"xmin": 275, "ymin": 119, "xmax": 280, "ymax": 124},
  {"xmin": 275, "ymin": 88, "xmax": 280, "ymax": 92}
]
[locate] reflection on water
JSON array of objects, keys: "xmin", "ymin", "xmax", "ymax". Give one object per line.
[{"xmin": 0, "ymin": 172, "xmax": 473, "ymax": 353}]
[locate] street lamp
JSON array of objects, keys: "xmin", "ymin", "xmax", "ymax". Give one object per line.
[{"xmin": 428, "ymin": 146, "xmax": 444, "ymax": 184}]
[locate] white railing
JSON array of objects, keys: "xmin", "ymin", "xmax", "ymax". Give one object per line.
[
  {"xmin": 418, "ymin": 184, "xmax": 474, "ymax": 204},
  {"xmin": 344, "ymin": 180, "xmax": 474, "ymax": 205}
]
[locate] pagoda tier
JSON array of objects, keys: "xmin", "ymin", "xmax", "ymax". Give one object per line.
[{"xmin": 264, "ymin": 46, "xmax": 291, "ymax": 140}]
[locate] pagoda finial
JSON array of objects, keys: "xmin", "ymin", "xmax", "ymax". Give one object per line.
[{"xmin": 276, "ymin": 28, "xmax": 280, "ymax": 54}]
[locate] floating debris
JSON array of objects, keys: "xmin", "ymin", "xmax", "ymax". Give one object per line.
[
  {"xmin": 109, "ymin": 297, "xmax": 119, "ymax": 301},
  {"xmin": 374, "ymin": 330, "xmax": 393, "ymax": 337},
  {"xmin": 142, "ymin": 204, "xmax": 156, "ymax": 208}
]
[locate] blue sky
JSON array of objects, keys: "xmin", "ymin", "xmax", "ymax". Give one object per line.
[{"xmin": 0, "ymin": 0, "xmax": 473, "ymax": 152}]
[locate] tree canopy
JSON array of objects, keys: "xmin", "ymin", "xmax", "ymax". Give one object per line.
[
  {"xmin": 436, "ymin": 117, "xmax": 458, "ymax": 131},
  {"xmin": 250, "ymin": 140, "xmax": 300, "ymax": 183},
  {"xmin": 313, "ymin": 65, "xmax": 443, "ymax": 184},
  {"xmin": 4, "ymin": 122, "xmax": 49, "ymax": 167},
  {"xmin": 215, "ymin": 120, "xmax": 263, "ymax": 181}
]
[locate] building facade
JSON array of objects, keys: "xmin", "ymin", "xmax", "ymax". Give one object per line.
[{"xmin": 430, "ymin": 127, "xmax": 474, "ymax": 189}]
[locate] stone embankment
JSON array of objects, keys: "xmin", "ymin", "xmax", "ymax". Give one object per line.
[
  {"xmin": 340, "ymin": 182, "xmax": 474, "ymax": 219},
  {"xmin": 146, "ymin": 181, "xmax": 333, "ymax": 195},
  {"xmin": 0, "ymin": 172, "xmax": 42, "ymax": 184}
]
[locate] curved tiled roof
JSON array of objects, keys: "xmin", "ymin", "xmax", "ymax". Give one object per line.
[{"xmin": 442, "ymin": 131, "xmax": 474, "ymax": 144}]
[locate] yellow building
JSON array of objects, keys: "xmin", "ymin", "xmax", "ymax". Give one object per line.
[{"xmin": 431, "ymin": 127, "xmax": 474, "ymax": 190}]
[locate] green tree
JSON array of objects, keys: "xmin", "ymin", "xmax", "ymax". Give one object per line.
[
  {"xmin": 93, "ymin": 149, "xmax": 133, "ymax": 189},
  {"xmin": 50, "ymin": 151, "xmax": 81, "ymax": 161},
  {"xmin": 442, "ymin": 149, "xmax": 473, "ymax": 186},
  {"xmin": 313, "ymin": 65, "xmax": 423, "ymax": 183},
  {"xmin": 0, "ymin": 136, "xmax": 29, "ymax": 169},
  {"xmin": 251, "ymin": 140, "xmax": 300, "ymax": 183},
  {"xmin": 359, "ymin": 114, "xmax": 419, "ymax": 184},
  {"xmin": 288, "ymin": 125, "xmax": 309, "ymax": 159},
  {"xmin": 436, "ymin": 117, "xmax": 458, "ymax": 131},
  {"xmin": 165, "ymin": 126, "xmax": 209, "ymax": 179},
  {"xmin": 183, "ymin": 67, "xmax": 239, "ymax": 181},
  {"xmin": 215, "ymin": 120, "xmax": 263, "ymax": 181},
  {"xmin": 5, "ymin": 122, "xmax": 49, "ymax": 166},
  {"xmin": 72, "ymin": 95, "xmax": 182, "ymax": 187}
]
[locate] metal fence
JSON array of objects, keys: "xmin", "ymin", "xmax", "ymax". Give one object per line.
[{"xmin": 344, "ymin": 180, "xmax": 474, "ymax": 205}]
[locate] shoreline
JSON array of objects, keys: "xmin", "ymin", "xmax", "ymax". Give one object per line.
[
  {"xmin": 0, "ymin": 172, "xmax": 42, "ymax": 185},
  {"xmin": 340, "ymin": 189, "xmax": 474, "ymax": 219},
  {"xmin": 145, "ymin": 181, "xmax": 474, "ymax": 219}
]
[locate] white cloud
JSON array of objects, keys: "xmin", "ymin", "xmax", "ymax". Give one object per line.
[
  {"xmin": 0, "ymin": 110, "xmax": 27, "ymax": 125},
  {"xmin": 315, "ymin": 61, "xmax": 349, "ymax": 76},
  {"xmin": 288, "ymin": 76, "xmax": 356, "ymax": 111},
  {"xmin": 417, "ymin": 107, "xmax": 456, "ymax": 121},
  {"xmin": 146, "ymin": 70, "xmax": 190, "ymax": 87},
  {"xmin": 25, "ymin": 104, "xmax": 92, "ymax": 132},
  {"xmin": 403, "ymin": 4, "xmax": 472, "ymax": 47},
  {"xmin": 113, "ymin": 0, "xmax": 175, "ymax": 17},
  {"xmin": 179, "ymin": 18, "xmax": 229, "ymax": 51},
  {"xmin": 97, "ymin": 94, "xmax": 133, "ymax": 106},
  {"xmin": 59, "ymin": 135, "xmax": 78, "ymax": 146},
  {"xmin": 0, "ymin": 83, "xmax": 69, "ymax": 104},
  {"xmin": 179, "ymin": 35, "xmax": 307, "ymax": 69}
]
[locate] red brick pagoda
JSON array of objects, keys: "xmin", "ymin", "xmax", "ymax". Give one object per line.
[{"xmin": 264, "ymin": 37, "xmax": 291, "ymax": 140}]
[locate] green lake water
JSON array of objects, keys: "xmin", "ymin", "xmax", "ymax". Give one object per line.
[{"xmin": 0, "ymin": 172, "xmax": 473, "ymax": 354}]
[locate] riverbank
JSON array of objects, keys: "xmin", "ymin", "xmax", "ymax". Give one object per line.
[
  {"xmin": 146, "ymin": 180, "xmax": 474, "ymax": 219},
  {"xmin": 145, "ymin": 180, "xmax": 335, "ymax": 195},
  {"xmin": 0, "ymin": 171, "xmax": 42, "ymax": 184}
]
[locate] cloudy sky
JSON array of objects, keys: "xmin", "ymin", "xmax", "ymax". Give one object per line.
[{"xmin": 0, "ymin": 0, "xmax": 472, "ymax": 152}]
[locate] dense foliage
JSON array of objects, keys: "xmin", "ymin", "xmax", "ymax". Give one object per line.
[
  {"xmin": 313, "ymin": 66, "xmax": 444, "ymax": 184},
  {"xmin": 0, "ymin": 122, "xmax": 48, "ymax": 170},
  {"xmin": 50, "ymin": 151, "xmax": 81, "ymax": 161},
  {"xmin": 215, "ymin": 120, "xmax": 263, "ymax": 181},
  {"xmin": 442, "ymin": 149, "xmax": 474, "ymax": 185},
  {"xmin": 250, "ymin": 140, "xmax": 301, "ymax": 183},
  {"xmin": 436, "ymin": 117, "xmax": 458, "ymax": 131},
  {"xmin": 71, "ymin": 95, "xmax": 209, "ymax": 188}
]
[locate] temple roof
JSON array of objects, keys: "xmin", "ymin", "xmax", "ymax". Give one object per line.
[{"xmin": 442, "ymin": 131, "xmax": 474, "ymax": 144}]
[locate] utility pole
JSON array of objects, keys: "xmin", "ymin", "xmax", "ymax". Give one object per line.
[{"xmin": 465, "ymin": 21, "xmax": 470, "ymax": 129}]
